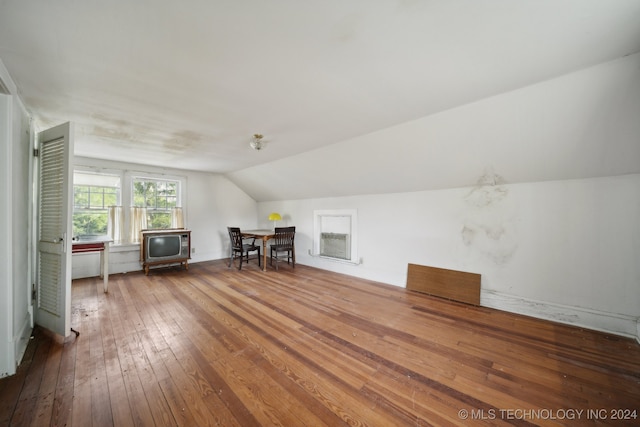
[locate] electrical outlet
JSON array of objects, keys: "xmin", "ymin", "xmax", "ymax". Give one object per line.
[{"xmin": 191, "ymin": 247, "xmax": 195, "ymax": 253}]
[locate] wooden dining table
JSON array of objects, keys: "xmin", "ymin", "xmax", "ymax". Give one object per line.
[{"xmin": 241, "ymin": 229, "xmax": 275, "ymax": 271}]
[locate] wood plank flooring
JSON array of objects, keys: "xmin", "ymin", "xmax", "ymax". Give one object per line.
[{"xmin": 1, "ymin": 260, "xmax": 639, "ymax": 426}]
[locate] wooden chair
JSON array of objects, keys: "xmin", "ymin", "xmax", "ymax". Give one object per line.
[
  {"xmin": 270, "ymin": 226, "xmax": 296, "ymax": 270},
  {"xmin": 227, "ymin": 227, "xmax": 260, "ymax": 270}
]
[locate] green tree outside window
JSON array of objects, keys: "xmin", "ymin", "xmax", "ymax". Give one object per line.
[{"xmin": 133, "ymin": 179, "xmax": 179, "ymax": 229}]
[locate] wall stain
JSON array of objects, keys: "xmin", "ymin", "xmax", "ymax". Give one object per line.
[{"xmin": 461, "ymin": 167, "xmax": 518, "ymax": 265}]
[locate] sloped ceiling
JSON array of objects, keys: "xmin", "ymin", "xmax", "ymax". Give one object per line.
[
  {"xmin": 229, "ymin": 52, "xmax": 640, "ymax": 201},
  {"xmin": 1, "ymin": 1, "xmax": 639, "ymax": 200}
]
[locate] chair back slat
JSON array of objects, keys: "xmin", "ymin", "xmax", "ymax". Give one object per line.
[
  {"xmin": 273, "ymin": 226, "xmax": 295, "ymax": 247},
  {"xmin": 227, "ymin": 226, "xmax": 260, "ymax": 270},
  {"xmin": 228, "ymin": 227, "xmax": 243, "ymax": 248}
]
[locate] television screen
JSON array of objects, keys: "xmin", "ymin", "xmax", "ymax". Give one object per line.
[{"xmin": 148, "ymin": 235, "xmax": 181, "ymax": 258}]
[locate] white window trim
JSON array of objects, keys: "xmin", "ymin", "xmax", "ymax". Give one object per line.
[
  {"xmin": 312, "ymin": 209, "xmax": 360, "ymax": 265},
  {"xmin": 72, "ymin": 168, "xmax": 122, "ymax": 238},
  {"xmin": 128, "ymin": 172, "xmax": 185, "ymax": 209},
  {"xmin": 126, "ymin": 171, "xmax": 187, "ymax": 242}
]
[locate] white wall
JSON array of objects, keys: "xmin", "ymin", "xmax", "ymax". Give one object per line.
[
  {"xmin": 245, "ymin": 54, "xmax": 640, "ymax": 341},
  {"xmin": 72, "ymin": 157, "xmax": 257, "ymax": 277},
  {"xmin": 0, "ymin": 88, "xmax": 12, "ymax": 377},
  {"xmin": 229, "ymin": 54, "xmax": 640, "ymax": 341},
  {"xmin": 257, "ymin": 174, "xmax": 640, "ymax": 339},
  {"xmin": 0, "ymin": 59, "xmax": 33, "ymax": 378}
]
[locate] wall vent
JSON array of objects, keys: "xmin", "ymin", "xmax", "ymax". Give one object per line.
[{"xmin": 320, "ymin": 233, "xmax": 350, "ymax": 260}]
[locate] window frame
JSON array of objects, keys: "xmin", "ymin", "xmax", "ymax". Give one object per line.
[
  {"xmin": 127, "ymin": 172, "xmax": 186, "ymax": 232},
  {"xmin": 313, "ymin": 209, "xmax": 359, "ymax": 264},
  {"xmin": 72, "ymin": 169, "xmax": 122, "ymax": 238},
  {"xmin": 72, "ymin": 166, "xmax": 187, "ymax": 245}
]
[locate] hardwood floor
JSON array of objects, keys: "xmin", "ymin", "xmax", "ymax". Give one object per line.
[{"xmin": 1, "ymin": 260, "xmax": 639, "ymax": 426}]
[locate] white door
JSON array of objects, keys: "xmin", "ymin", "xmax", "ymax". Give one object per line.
[{"xmin": 35, "ymin": 122, "xmax": 74, "ymax": 337}]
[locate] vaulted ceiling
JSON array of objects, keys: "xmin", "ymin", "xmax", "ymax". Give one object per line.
[{"xmin": 1, "ymin": 1, "xmax": 640, "ymax": 200}]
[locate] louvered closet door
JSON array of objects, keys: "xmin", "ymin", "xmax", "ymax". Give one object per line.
[{"xmin": 36, "ymin": 122, "xmax": 74, "ymax": 337}]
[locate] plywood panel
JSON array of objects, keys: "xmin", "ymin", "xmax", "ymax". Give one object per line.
[{"xmin": 406, "ymin": 263, "xmax": 480, "ymax": 305}]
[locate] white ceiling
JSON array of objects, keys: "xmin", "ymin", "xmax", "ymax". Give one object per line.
[{"xmin": 1, "ymin": 0, "xmax": 640, "ymax": 177}]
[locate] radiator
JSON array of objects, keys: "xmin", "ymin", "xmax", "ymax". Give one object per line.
[{"xmin": 320, "ymin": 232, "xmax": 349, "ymax": 259}]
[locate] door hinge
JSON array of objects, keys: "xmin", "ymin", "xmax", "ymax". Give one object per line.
[
  {"xmin": 32, "ymin": 286, "xmax": 36, "ymax": 302},
  {"xmin": 33, "ymin": 148, "xmax": 39, "ymax": 157}
]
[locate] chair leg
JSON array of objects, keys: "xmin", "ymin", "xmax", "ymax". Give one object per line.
[{"xmin": 271, "ymin": 248, "xmax": 278, "ymax": 270}]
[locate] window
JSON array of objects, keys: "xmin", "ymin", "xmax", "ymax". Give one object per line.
[
  {"xmin": 73, "ymin": 172, "xmax": 120, "ymax": 237},
  {"xmin": 313, "ymin": 209, "xmax": 359, "ymax": 264},
  {"xmin": 132, "ymin": 177, "xmax": 181, "ymax": 229},
  {"xmin": 73, "ymin": 167, "xmax": 186, "ymax": 245}
]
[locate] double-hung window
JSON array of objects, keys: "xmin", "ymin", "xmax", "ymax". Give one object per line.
[
  {"xmin": 73, "ymin": 168, "xmax": 186, "ymax": 244},
  {"xmin": 73, "ymin": 172, "xmax": 121, "ymax": 238},
  {"xmin": 132, "ymin": 177, "xmax": 181, "ymax": 229}
]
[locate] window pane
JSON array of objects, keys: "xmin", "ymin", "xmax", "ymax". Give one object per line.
[
  {"xmin": 75, "ymin": 185, "xmax": 89, "ymax": 194},
  {"xmin": 148, "ymin": 212, "xmax": 172, "ymax": 229},
  {"xmin": 104, "ymin": 193, "xmax": 117, "ymax": 206},
  {"xmin": 89, "ymin": 192, "xmax": 104, "ymax": 208},
  {"xmin": 133, "ymin": 193, "xmax": 145, "ymax": 207},
  {"xmin": 73, "ymin": 211, "xmax": 108, "ymax": 236},
  {"xmin": 74, "ymin": 192, "xmax": 89, "ymax": 209}
]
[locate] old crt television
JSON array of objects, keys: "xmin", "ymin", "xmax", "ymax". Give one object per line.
[
  {"xmin": 141, "ymin": 229, "xmax": 191, "ymax": 274},
  {"xmin": 148, "ymin": 234, "xmax": 186, "ymax": 259}
]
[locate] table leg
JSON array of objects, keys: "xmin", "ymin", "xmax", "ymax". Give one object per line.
[
  {"xmin": 262, "ymin": 238, "xmax": 268, "ymax": 271},
  {"xmin": 103, "ymin": 243, "xmax": 109, "ymax": 293},
  {"xmin": 99, "ymin": 251, "xmax": 104, "ymax": 279}
]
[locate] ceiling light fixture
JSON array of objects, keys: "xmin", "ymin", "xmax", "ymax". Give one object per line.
[{"xmin": 249, "ymin": 133, "xmax": 265, "ymax": 150}]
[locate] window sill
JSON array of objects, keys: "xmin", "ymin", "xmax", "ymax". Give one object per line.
[
  {"xmin": 110, "ymin": 243, "xmax": 140, "ymax": 252},
  {"xmin": 308, "ymin": 250, "xmax": 362, "ymax": 265}
]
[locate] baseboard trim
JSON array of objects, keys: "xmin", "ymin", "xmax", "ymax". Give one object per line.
[
  {"xmin": 481, "ymin": 290, "xmax": 639, "ymax": 343},
  {"xmin": 14, "ymin": 314, "xmax": 32, "ymax": 368},
  {"xmin": 1, "ymin": 314, "xmax": 33, "ymax": 378}
]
